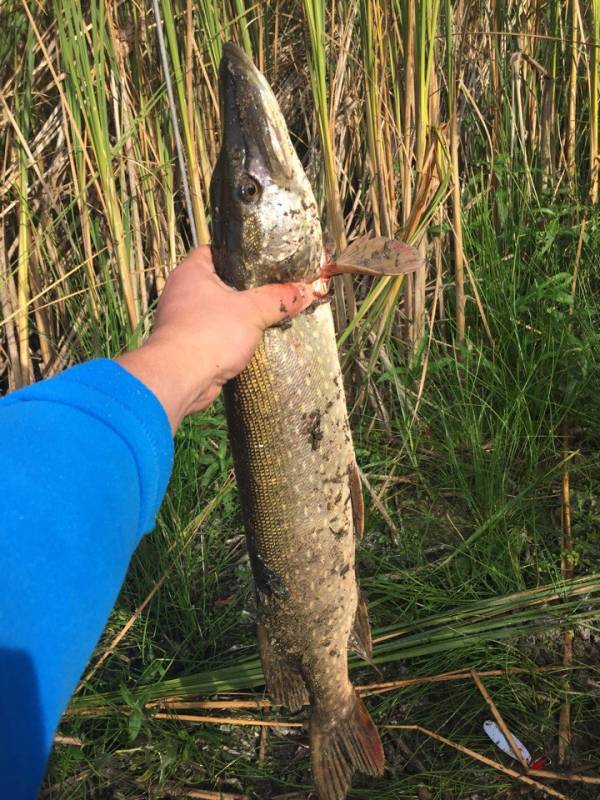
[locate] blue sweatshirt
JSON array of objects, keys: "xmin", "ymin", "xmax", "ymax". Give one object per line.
[{"xmin": 0, "ymin": 359, "xmax": 174, "ymax": 799}]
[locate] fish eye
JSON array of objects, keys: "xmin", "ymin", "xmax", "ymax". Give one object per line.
[{"xmin": 238, "ymin": 175, "xmax": 261, "ymax": 203}]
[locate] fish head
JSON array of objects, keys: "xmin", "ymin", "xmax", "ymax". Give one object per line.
[{"xmin": 210, "ymin": 43, "xmax": 322, "ymax": 290}]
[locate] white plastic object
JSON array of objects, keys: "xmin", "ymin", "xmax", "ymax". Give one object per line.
[{"xmin": 483, "ymin": 720, "xmax": 531, "ymax": 764}]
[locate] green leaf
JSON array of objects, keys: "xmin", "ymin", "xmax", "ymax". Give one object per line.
[{"xmin": 128, "ymin": 708, "xmax": 143, "ymax": 741}]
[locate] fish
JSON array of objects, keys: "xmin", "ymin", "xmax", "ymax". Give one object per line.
[{"xmin": 210, "ymin": 42, "xmax": 423, "ymax": 800}]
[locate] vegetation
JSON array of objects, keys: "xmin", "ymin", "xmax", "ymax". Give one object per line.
[{"xmin": 1, "ymin": 0, "xmax": 599, "ymax": 796}]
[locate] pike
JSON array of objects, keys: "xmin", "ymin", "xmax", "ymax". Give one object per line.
[{"xmin": 210, "ymin": 43, "xmax": 423, "ymax": 800}]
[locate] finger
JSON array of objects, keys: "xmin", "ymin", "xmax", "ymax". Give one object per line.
[
  {"xmin": 183, "ymin": 244, "xmax": 215, "ymax": 275},
  {"xmin": 247, "ymin": 282, "xmax": 315, "ymax": 330}
]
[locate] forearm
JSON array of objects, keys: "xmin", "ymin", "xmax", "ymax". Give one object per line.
[{"xmin": 116, "ymin": 336, "xmax": 220, "ymax": 433}]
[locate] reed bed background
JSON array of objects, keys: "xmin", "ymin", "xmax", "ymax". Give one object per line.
[{"xmin": 2, "ymin": 0, "xmax": 600, "ymax": 797}]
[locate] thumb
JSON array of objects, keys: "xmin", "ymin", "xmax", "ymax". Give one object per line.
[{"xmin": 247, "ymin": 281, "xmax": 315, "ymax": 330}]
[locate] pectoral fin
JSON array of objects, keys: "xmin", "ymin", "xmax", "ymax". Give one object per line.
[{"xmin": 324, "ymin": 235, "xmax": 423, "ymax": 278}]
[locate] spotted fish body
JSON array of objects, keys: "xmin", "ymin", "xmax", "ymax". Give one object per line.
[
  {"xmin": 211, "ymin": 43, "xmax": 384, "ymax": 800},
  {"xmin": 225, "ymin": 303, "xmax": 364, "ymax": 706}
]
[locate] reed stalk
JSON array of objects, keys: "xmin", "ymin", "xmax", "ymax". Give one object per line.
[
  {"xmin": 590, "ymin": 0, "xmax": 600, "ymax": 202},
  {"xmin": 566, "ymin": 0, "xmax": 580, "ymax": 189},
  {"xmin": 159, "ymin": 0, "xmax": 209, "ymax": 244},
  {"xmin": 447, "ymin": 0, "xmax": 465, "ymax": 346},
  {"xmin": 303, "ymin": 0, "xmax": 355, "ymax": 329},
  {"xmin": 15, "ymin": 30, "xmax": 34, "ymax": 384}
]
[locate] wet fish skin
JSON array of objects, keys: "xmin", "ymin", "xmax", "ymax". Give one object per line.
[{"xmin": 210, "ymin": 43, "xmax": 384, "ymax": 800}]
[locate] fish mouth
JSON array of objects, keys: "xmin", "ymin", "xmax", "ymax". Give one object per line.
[{"xmin": 219, "ymin": 42, "xmax": 295, "ymax": 182}]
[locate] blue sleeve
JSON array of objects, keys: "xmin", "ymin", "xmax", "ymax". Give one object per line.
[{"xmin": 0, "ymin": 359, "xmax": 174, "ymax": 799}]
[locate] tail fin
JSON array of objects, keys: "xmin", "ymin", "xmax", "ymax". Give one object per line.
[{"xmin": 310, "ymin": 690, "xmax": 384, "ymax": 800}]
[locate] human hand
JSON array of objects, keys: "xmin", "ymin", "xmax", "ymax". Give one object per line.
[{"xmin": 116, "ymin": 245, "xmax": 314, "ymax": 432}]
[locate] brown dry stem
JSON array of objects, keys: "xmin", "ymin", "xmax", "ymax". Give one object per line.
[{"xmin": 471, "ymin": 670, "xmax": 529, "ymax": 770}]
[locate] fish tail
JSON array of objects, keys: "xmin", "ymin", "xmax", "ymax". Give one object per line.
[{"xmin": 310, "ymin": 689, "xmax": 384, "ymax": 800}]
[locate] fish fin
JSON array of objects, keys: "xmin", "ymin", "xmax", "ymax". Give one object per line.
[
  {"xmin": 310, "ymin": 689, "xmax": 384, "ymax": 800},
  {"xmin": 257, "ymin": 622, "xmax": 308, "ymax": 712},
  {"xmin": 349, "ymin": 461, "xmax": 364, "ymax": 540},
  {"xmin": 349, "ymin": 590, "xmax": 373, "ymax": 660},
  {"xmin": 324, "ymin": 235, "xmax": 424, "ymax": 278}
]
